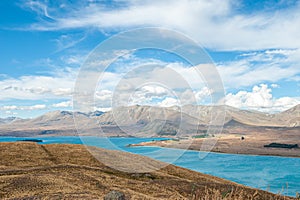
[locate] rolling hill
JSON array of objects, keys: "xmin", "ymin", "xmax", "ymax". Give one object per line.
[{"xmin": 0, "ymin": 142, "xmax": 293, "ymax": 200}]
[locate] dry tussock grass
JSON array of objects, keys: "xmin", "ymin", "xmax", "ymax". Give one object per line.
[
  {"xmin": 0, "ymin": 142, "xmax": 295, "ymax": 200},
  {"xmin": 191, "ymin": 186, "xmax": 292, "ymax": 200}
]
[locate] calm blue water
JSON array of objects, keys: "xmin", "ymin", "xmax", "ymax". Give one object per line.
[{"xmin": 1, "ymin": 136, "xmax": 299, "ymax": 197}]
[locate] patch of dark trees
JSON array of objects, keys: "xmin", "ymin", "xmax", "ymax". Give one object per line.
[
  {"xmin": 264, "ymin": 143, "xmax": 298, "ymax": 149},
  {"xmin": 18, "ymin": 139, "xmax": 43, "ymax": 143}
]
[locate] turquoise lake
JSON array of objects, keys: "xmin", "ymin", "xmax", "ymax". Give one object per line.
[{"xmin": 1, "ymin": 136, "xmax": 299, "ymax": 197}]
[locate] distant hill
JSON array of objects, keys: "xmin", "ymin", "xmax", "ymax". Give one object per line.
[
  {"xmin": 0, "ymin": 111, "xmax": 99, "ymax": 136},
  {"xmin": 98, "ymin": 104, "xmax": 300, "ymax": 128},
  {"xmin": 0, "ymin": 104, "xmax": 299, "ymax": 137},
  {"xmin": 0, "ymin": 142, "xmax": 292, "ymax": 200},
  {"xmin": 0, "ymin": 117, "xmax": 21, "ymax": 125}
]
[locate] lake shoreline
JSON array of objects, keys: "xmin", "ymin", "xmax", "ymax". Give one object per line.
[
  {"xmin": 129, "ymin": 134, "xmax": 300, "ymax": 158},
  {"xmin": 3, "ymin": 134, "xmax": 300, "ymax": 158}
]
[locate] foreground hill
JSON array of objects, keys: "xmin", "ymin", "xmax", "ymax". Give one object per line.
[
  {"xmin": 0, "ymin": 142, "xmax": 293, "ymax": 200},
  {"xmin": 0, "ymin": 104, "xmax": 299, "ymax": 137}
]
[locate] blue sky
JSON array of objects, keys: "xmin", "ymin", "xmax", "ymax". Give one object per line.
[{"xmin": 0, "ymin": 0, "xmax": 299, "ymax": 118}]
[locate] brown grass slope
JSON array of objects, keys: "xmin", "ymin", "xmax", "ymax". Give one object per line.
[{"xmin": 0, "ymin": 142, "xmax": 294, "ymax": 200}]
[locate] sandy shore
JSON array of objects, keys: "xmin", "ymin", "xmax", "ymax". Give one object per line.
[{"xmin": 131, "ymin": 130, "xmax": 300, "ymax": 158}]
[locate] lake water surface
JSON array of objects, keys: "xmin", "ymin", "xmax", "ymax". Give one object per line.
[{"xmin": 1, "ymin": 136, "xmax": 299, "ymax": 197}]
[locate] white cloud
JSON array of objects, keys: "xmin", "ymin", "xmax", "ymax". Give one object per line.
[
  {"xmin": 61, "ymin": 55, "xmax": 86, "ymax": 66},
  {"xmin": 28, "ymin": 104, "xmax": 47, "ymax": 110},
  {"xmin": 139, "ymin": 85, "xmax": 168, "ymax": 97},
  {"xmin": 195, "ymin": 87, "xmax": 213, "ymax": 103},
  {"xmin": 273, "ymin": 97, "xmax": 300, "ymax": 110},
  {"xmin": 217, "ymin": 49, "xmax": 300, "ymax": 88},
  {"xmin": 54, "ymin": 33, "xmax": 88, "ymax": 52},
  {"xmin": 271, "ymin": 84, "xmax": 279, "ymax": 88},
  {"xmin": 0, "ymin": 71, "xmax": 76, "ymax": 100},
  {"xmin": 0, "ymin": 104, "xmax": 46, "ymax": 111},
  {"xmin": 52, "ymin": 88, "xmax": 73, "ymax": 96},
  {"xmin": 5, "ymin": 110, "xmax": 18, "ymax": 115},
  {"xmin": 22, "ymin": 0, "xmax": 300, "ymax": 50},
  {"xmin": 52, "ymin": 101, "xmax": 73, "ymax": 108},
  {"xmin": 158, "ymin": 97, "xmax": 179, "ymax": 107},
  {"xmin": 124, "ymin": 84, "xmax": 176, "ymax": 106},
  {"xmin": 95, "ymin": 90, "xmax": 113, "ymax": 101},
  {"xmin": 94, "ymin": 90, "xmax": 113, "ymax": 109},
  {"xmin": 93, "ymin": 107, "xmax": 111, "ymax": 112},
  {"xmin": 225, "ymin": 84, "xmax": 299, "ymax": 112},
  {"xmin": 1, "ymin": 106, "xmax": 18, "ymax": 110}
]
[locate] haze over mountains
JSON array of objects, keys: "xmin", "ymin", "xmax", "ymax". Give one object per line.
[{"xmin": 0, "ymin": 104, "xmax": 299, "ymax": 137}]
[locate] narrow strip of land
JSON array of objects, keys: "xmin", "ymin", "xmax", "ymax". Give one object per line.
[{"xmin": 131, "ymin": 132, "xmax": 300, "ymax": 158}]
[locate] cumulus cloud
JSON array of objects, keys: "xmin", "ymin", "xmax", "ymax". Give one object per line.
[
  {"xmin": 158, "ymin": 97, "xmax": 179, "ymax": 107},
  {"xmin": 225, "ymin": 84, "xmax": 299, "ymax": 112},
  {"xmin": 124, "ymin": 84, "xmax": 178, "ymax": 106},
  {"xmin": 139, "ymin": 85, "xmax": 168, "ymax": 97},
  {"xmin": 52, "ymin": 101, "xmax": 73, "ymax": 108},
  {"xmin": 194, "ymin": 87, "xmax": 213, "ymax": 103}
]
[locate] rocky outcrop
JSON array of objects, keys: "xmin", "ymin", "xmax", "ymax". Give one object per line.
[{"xmin": 104, "ymin": 191, "xmax": 126, "ymax": 200}]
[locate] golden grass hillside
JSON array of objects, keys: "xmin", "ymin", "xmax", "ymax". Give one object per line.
[{"xmin": 0, "ymin": 142, "xmax": 295, "ymax": 200}]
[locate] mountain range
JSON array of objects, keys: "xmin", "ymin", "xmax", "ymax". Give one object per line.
[{"xmin": 0, "ymin": 104, "xmax": 299, "ymax": 137}]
